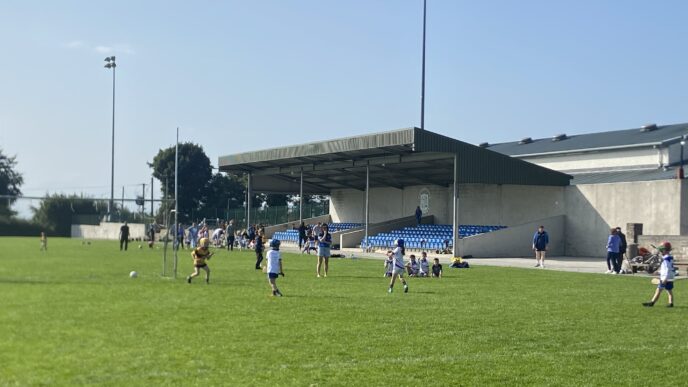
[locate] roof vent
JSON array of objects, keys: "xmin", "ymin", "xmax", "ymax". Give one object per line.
[
  {"xmin": 478, "ymin": 142, "xmax": 489, "ymax": 148},
  {"xmin": 641, "ymin": 123, "xmax": 658, "ymax": 132},
  {"xmin": 552, "ymin": 133, "xmax": 567, "ymax": 142},
  {"xmin": 519, "ymin": 137, "xmax": 533, "ymax": 145}
]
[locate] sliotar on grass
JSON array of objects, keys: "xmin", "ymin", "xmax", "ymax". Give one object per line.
[{"xmin": 0, "ymin": 237, "xmax": 685, "ymax": 386}]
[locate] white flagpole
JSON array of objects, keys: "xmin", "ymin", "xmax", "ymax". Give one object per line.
[{"xmin": 173, "ymin": 127, "xmax": 179, "ymax": 278}]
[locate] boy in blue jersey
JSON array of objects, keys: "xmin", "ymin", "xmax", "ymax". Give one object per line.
[{"xmin": 643, "ymin": 241, "xmax": 675, "ymax": 307}]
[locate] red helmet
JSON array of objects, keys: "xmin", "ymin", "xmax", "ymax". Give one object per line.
[{"xmin": 658, "ymin": 241, "xmax": 672, "ymax": 252}]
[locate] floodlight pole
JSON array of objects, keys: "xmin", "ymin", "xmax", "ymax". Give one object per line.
[
  {"xmin": 299, "ymin": 170, "xmax": 304, "ymax": 224},
  {"xmin": 104, "ymin": 56, "xmax": 117, "ymax": 218},
  {"xmin": 420, "ymin": 0, "xmax": 427, "ymax": 130},
  {"xmin": 365, "ymin": 164, "xmax": 370, "ymax": 250},
  {"xmin": 173, "ymin": 127, "xmax": 179, "ymax": 278},
  {"xmin": 150, "ymin": 176, "xmax": 154, "ymax": 217},
  {"xmin": 453, "ymin": 154, "xmax": 459, "ymax": 257}
]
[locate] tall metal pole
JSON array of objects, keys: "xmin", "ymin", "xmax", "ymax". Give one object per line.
[
  {"xmin": 247, "ymin": 172, "xmax": 252, "ymax": 229},
  {"xmin": 453, "ymin": 154, "xmax": 459, "ymax": 257},
  {"xmin": 173, "ymin": 127, "xmax": 179, "ymax": 278},
  {"xmin": 142, "ymin": 183, "xmax": 146, "ymax": 218},
  {"xmin": 420, "ymin": 0, "xmax": 427, "ymax": 130},
  {"xmin": 365, "ymin": 164, "xmax": 370, "ymax": 250},
  {"xmin": 150, "ymin": 176, "xmax": 154, "ymax": 217},
  {"xmin": 109, "ymin": 61, "xmax": 116, "ymax": 217},
  {"xmin": 299, "ymin": 170, "xmax": 304, "ymax": 224}
]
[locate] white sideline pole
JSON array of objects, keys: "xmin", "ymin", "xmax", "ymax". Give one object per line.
[
  {"xmin": 453, "ymin": 154, "xmax": 459, "ymax": 258},
  {"xmin": 365, "ymin": 164, "xmax": 370, "ymax": 250}
]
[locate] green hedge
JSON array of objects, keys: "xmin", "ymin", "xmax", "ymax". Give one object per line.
[{"xmin": 0, "ymin": 218, "xmax": 48, "ymax": 237}]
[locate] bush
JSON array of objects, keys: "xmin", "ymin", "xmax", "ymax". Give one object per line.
[{"xmin": 0, "ymin": 217, "xmax": 46, "ymax": 237}]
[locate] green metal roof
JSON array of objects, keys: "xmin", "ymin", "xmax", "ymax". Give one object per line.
[{"xmin": 219, "ymin": 128, "xmax": 572, "ymax": 194}]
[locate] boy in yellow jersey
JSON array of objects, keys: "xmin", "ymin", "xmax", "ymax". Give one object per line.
[{"xmin": 187, "ymin": 237, "xmax": 213, "ymax": 284}]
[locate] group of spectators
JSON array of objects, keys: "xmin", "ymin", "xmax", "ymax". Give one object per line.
[{"xmin": 384, "ymin": 251, "xmax": 442, "ymax": 278}]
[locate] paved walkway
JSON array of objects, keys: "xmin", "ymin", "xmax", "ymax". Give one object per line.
[{"xmin": 279, "ymin": 243, "xmax": 660, "ymax": 276}]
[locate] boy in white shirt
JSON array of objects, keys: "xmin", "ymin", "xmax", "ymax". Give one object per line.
[
  {"xmin": 387, "ymin": 239, "xmax": 409, "ymax": 294},
  {"xmin": 266, "ymin": 239, "xmax": 285, "ymax": 297},
  {"xmin": 406, "ymin": 255, "xmax": 419, "ymax": 277},
  {"xmin": 643, "ymin": 241, "xmax": 675, "ymax": 307},
  {"xmin": 418, "ymin": 252, "xmax": 430, "ymax": 277}
]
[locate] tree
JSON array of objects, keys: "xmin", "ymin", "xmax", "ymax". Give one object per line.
[
  {"xmin": 200, "ymin": 173, "xmax": 245, "ymax": 211},
  {"xmin": 263, "ymin": 193, "xmax": 289, "ymax": 207},
  {"xmin": 149, "ymin": 143, "xmax": 213, "ymax": 221},
  {"xmin": 32, "ymin": 194, "xmax": 106, "ymax": 236},
  {"xmin": 0, "ymin": 148, "xmax": 23, "ymax": 217}
]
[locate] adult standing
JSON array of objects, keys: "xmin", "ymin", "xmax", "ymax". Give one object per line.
[
  {"xmin": 254, "ymin": 231, "xmax": 265, "ymax": 270},
  {"xmin": 316, "ymin": 224, "xmax": 332, "ymax": 277},
  {"xmin": 176, "ymin": 222, "xmax": 185, "ymax": 250},
  {"xmin": 188, "ymin": 222, "xmax": 199, "ymax": 249},
  {"xmin": 226, "ymin": 220, "xmax": 236, "ymax": 251},
  {"xmin": 312, "ymin": 222, "xmax": 322, "ymax": 241},
  {"xmin": 532, "ymin": 225, "xmax": 548, "ymax": 268},
  {"xmin": 606, "ymin": 228, "xmax": 621, "ymax": 274},
  {"xmin": 616, "ymin": 226, "xmax": 628, "ymax": 273},
  {"xmin": 248, "ymin": 224, "xmax": 256, "ymax": 242},
  {"xmin": 415, "ymin": 206, "xmax": 423, "ymax": 225},
  {"xmin": 119, "ymin": 221, "xmax": 130, "ymax": 251},
  {"xmin": 148, "ymin": 223, "xmax": 156, "ymax": 248},
  {"xmin": 298, "ymin": 221, "xmax": 307, "ymax": 249}
]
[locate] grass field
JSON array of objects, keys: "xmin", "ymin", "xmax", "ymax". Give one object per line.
[{"xmin": 1, "ymin": 237, "xmax": 686, "ymax": 386}]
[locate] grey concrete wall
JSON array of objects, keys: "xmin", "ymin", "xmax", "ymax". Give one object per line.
[
  {"xmin": 457, "ymin": 216, "xmax": 565, "ymax": 258},
  {"xmin": 330, "ymin": 184, "xmax": 565, "ymax": 227},
  {"xmin": 71, "ymin": 222, "xmax": 147, "ymax": 240},
  {"xmin": 564, "ymin": 179, "xmax": 682, "ymax": 257},
  {"xmin": 339, "ymin": 215, "xmax": 434, "ymax": 248},
  {"xmin": 263, "ymin": 214, "xmax": 331, "ymax": 239}
]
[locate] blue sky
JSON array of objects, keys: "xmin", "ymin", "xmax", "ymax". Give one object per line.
[{"xmin": 2, "ymin": 0, "xmax": 688, "ymax": 214}]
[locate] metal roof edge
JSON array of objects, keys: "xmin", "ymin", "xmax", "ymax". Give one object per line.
[{"xmin": 508, "ymin": 141, "xmax": 662, "ymax": 158}]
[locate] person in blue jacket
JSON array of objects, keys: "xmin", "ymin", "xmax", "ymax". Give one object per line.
[
  {"xmin": 532, "ymin": 225, "xmax": 549, "ymax": 268},
  {"xmin": 605, "ymin": 228, "xmax": 621, "ymax": 274}
]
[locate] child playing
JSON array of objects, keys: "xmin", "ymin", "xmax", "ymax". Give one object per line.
[
  {"xmin": 418, "ymin": 252, "xmax": 430, "ymax": 277},
  {"xmin": 384, "ymin": 255, "xmax": 393, "ymax": 277},
  {"xmin": 432, "ymin": 258, "xmax": 443, "ymax": 278},
  {"xmin": 406, "ymin": 254, "xmax": 419, "ymax": 277},
  {"xmin": 302, "ymin": 232, "xmax": 317, "ymax": 254},
  {"xmin": 266, "ymin": 239, "xmax": 285, "ymax": 297},
  {"xmin": 187, "ymin": 237, "xmax": 213, "ymax": 284},
  {"xmin": 643, "ymin": 241, "xmax": 675, "ymax": 307},
  {"xmin": 40, "ymin": 231, "xmax": 47, "ymax": 252},
  {"xmin": 387, "ymin": 239, "xmax": 409, "ymax": 293}
]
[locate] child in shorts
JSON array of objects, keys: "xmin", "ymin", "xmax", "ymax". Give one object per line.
[
  {"xmin": 643, "ymin": 241, "xmax": 675, "ymax": 307},
  {"xmin": 384, "ymin": 255, "xmax": 393, "ymax": 277},
  {"xmin": 187, "ymin": 237, "xmax": 213, "ymax": 284},
  {"xmin": 387, "ymin": 239, "xmax": 409, "ymax": 293},
  {"xmin": 40, "ymin": 231, "xmax": 47, "ymax": 252},
  {"xmin": 266, "ymin": 239, "xmax": 285, "ymax": 297}
]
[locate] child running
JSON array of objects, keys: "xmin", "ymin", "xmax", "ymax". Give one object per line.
[
  {"xmin": 643, "ymin": 241, "xmax": 675, "ymax": 307},
  {"xmin": 387, "ymin": 239, "xmax": 409, "ymax": 294},
  {"xmin": 266, "ymin": 239, "xmax": 285, "ymax": 297},
  {"xmin": 187, "ymin": 237, "xmax": 213, "ymax": 284}
]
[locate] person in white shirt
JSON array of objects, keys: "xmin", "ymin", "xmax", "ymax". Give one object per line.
[
  {"xmin": 266, "ymin": 239, "xmax": 285, "ymax": 297},
  {"xmin": 418, "ymin": 252, "xmax": 430, "ymax": 277},
  {"xmin": 386, "ymin": 239, "xmax": 409, "ymax": 293},
  {"xmin": 384, "ymin": 256, "xmax": 393, "ymax": 277},
  {"xmin": 406, "ymin": 255, "xmax": 419, "ymax": 277},
  {"xmin": 643, "ymin": 241, "xmax": 675, "ymax": 307}
]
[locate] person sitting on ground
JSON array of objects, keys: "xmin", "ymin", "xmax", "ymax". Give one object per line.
[
  {"xmin": 418, "ymin": 252, "xmax": 430, "ymax": 277},
  {"xmin": 432, "ymin": 258, "xmax": 443, "ymax": 278},
  {"xmin": 384, "ymin": 254, "xmax": 393, "ymax": 277},
  {"xmin": 406, "ymin": 254, "xmax": 419, "ymax": 277}
]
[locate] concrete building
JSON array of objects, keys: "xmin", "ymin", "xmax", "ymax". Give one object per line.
[
  {"xmin": 218, "ymin": 123, "xmax": 688, "ymax": 259},
  {"xmin": 486, "ymin": 122, "xmax": 688, "ymax": 257}
]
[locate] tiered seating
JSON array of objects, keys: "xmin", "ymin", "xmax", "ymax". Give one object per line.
[
  {"xmin": 271, "ymin": 223, "xmax": 363, "ymax": 243},
  {"xmin": 362, "ymin": 224, "xmax": 506, "ymax": 250}
]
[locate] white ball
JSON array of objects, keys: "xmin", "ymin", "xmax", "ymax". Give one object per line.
[{"xmin": 129, "ymin": 271, "xmax": 138, "ymax": 278}]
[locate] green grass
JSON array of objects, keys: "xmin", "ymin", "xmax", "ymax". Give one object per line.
[{"xmin": 1, "ymin": 237, "xmax": 686, "ymax": 386}]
